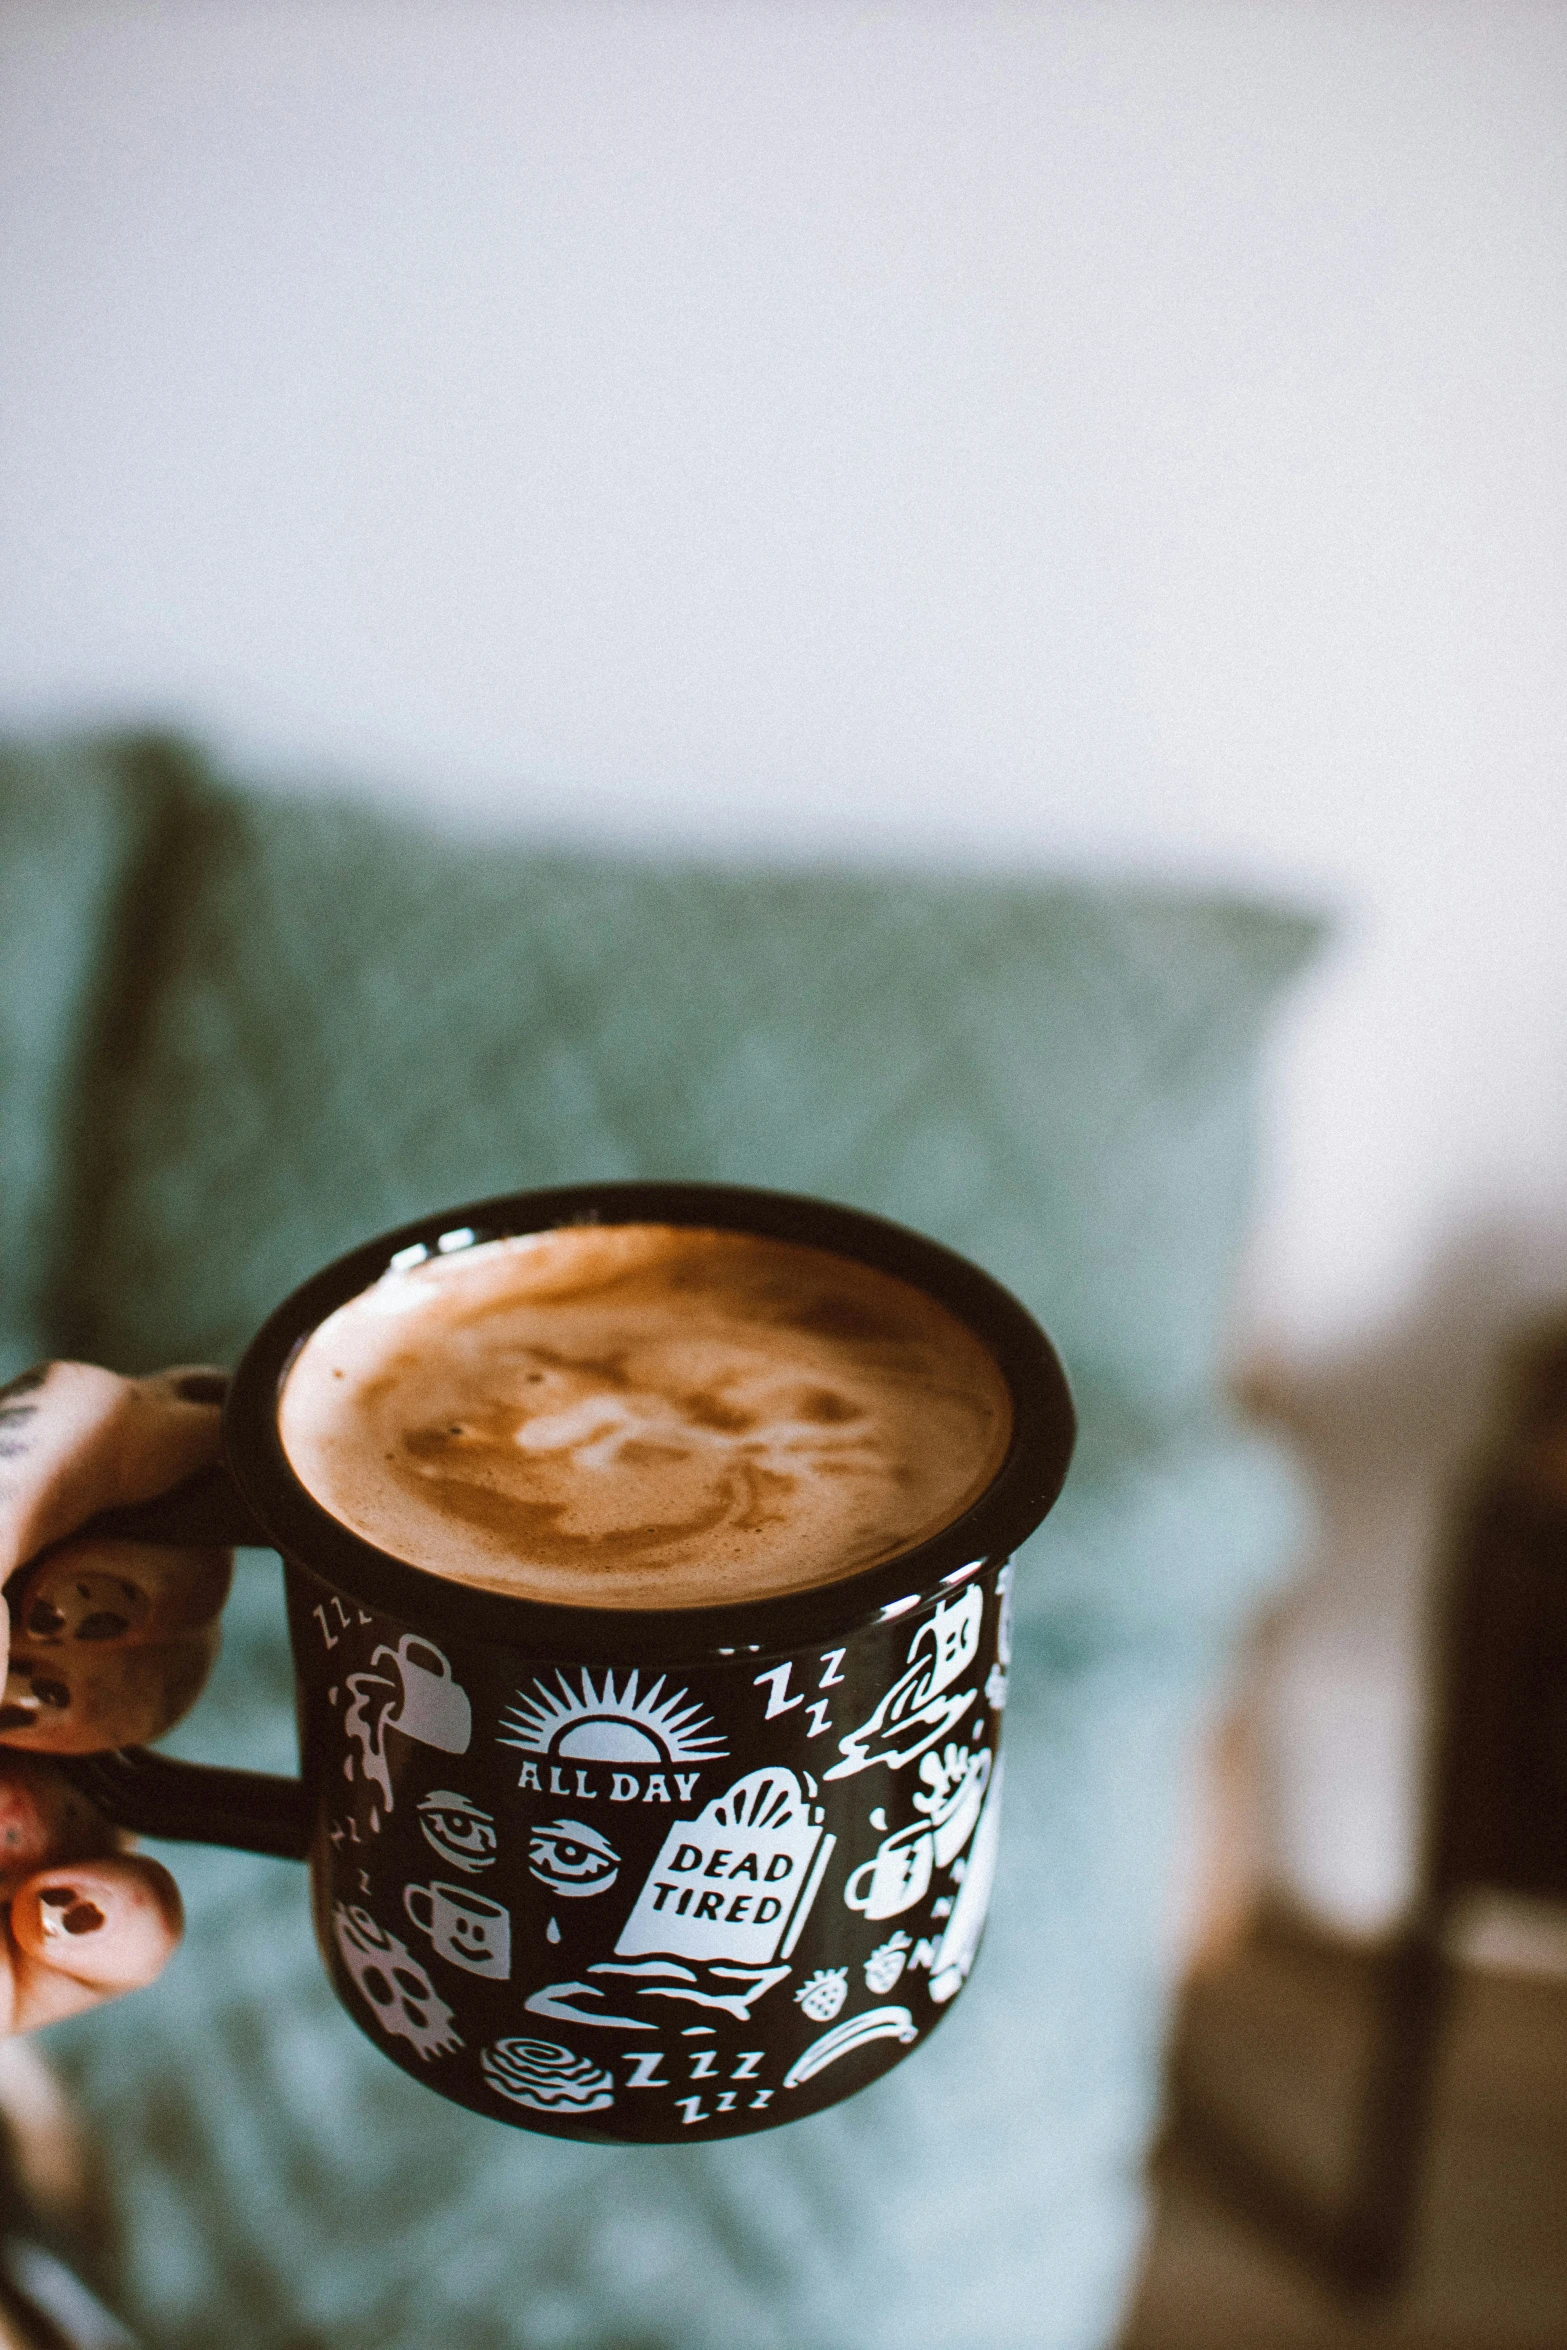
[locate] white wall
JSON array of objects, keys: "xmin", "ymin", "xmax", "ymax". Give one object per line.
[{"xmin": 4, "ymin": 1, "xmax": 1566, "ymax": 1926}]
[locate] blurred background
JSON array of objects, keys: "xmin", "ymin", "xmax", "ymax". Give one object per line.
[{"xmin": 2, "ymin": 3, "xmax": 1566, "ymax": 2340}]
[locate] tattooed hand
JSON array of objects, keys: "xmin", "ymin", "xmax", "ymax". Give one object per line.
[{"xmin": 0, "ymin": 1361, "xmax": 233, "ymax": 2033}]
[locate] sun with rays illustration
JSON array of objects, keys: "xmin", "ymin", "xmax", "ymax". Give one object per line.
[{"xmin": 500, "ymin": 1670, "xmax": 728, "ymax": 1766}]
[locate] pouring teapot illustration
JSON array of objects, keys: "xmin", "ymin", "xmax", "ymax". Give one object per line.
[{"xmin": 375, "ymin": 1637, "xmax": 472, "ymax": 1755}]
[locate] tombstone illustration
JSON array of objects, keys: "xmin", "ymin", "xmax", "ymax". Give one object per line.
[
  {"xmin": 331, "ymin": 1904, "xmax": 463, "ymax": 2061},
  {"xmin": 615, "ymin": 1767, "xmax": 835, "ymax": 1967}
]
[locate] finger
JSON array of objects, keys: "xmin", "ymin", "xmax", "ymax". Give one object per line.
[
  {"xmin": 0, "ymin": 1362, "xmax": 228, "ymax": 1588},
  {"xmin": 0, "ymin": 1754, "xmax": 116, "ymax": 1898},
  {"xmin": 9, "ymin": 1539, "xmax": 232, "ymax": 1649},
  {"xmin": 0, "ymin": 1629, "xmax": 219, "ymax": 1753},
  {"xmin": 8, "ymin": 1857, "xmax": 183, "ymax": 2030}
]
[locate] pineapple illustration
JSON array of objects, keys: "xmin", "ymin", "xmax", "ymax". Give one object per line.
[
  {"xmin": 794, "ymin": 1968, "xmax": 848, "ymax": 2022},
  {"xmin": 863, "ymin": 1933, "xmax": 913, "ymax": 1995}
]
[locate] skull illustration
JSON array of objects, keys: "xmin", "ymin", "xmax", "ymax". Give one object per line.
[{"xmin": 332, "ymin": 1903, "xmax": 463, "ymax": 2062}]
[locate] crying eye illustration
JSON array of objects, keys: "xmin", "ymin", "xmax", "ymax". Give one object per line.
[
  {"xmin": 528, "ymin": 1819, "xmax": 620, "ymax": 1898},
  {"xmin": 417, "ymin": 1791, "xmax": 499, "ymax": 1875}
]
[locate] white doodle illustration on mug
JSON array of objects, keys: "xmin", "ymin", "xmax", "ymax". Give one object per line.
[
  {"xmin": 615, "ymin": 1767, "xmax": 835, "ymax": 1968},
  {"xmin": 331, "ymin": 1903, "xmax": 463, "ymax": 2060},
  {"xmin": 864, "ymin": 1932, "xmax": 913, "ymax": 1994},
  {"xmin": 343, "ymin": 1636, "xmax": 473, "ymax": 1817},
  {"xmin": 383, "ymin": 1636, "xmax": 472, "ymax": 1749},
  {"xmin": 926, "ymin": 1758, "xmax": 1004, "ymax": 2003},
  {"xmin": 794, "ymin": 1968, "xmax": 848, "ymax": 2022},
  {"xmin": 916, "ymin": 1742, "xmax": 991, "ymax": 1861},
  {"xmin": 782, "ymin": 2006, "xmax": 917, "ymax": 2089},
  {"xmin": 403, "ymin": 1880, "xmax": 512, "ymax": 1979},
  {"xmin": 525, "ymin": 1956, "xmax": 791, "ymax": 2031},
  {"xmin": 417, "ymin": 1790, "xmax": 498, "ymax": 1875},
  {"xmin": 500, "ymin": 1669, "xmax": 726, "ymax": 1781},
  {"xmin": 527, "ymin": 1819, "xmax": 621, "ymax": 1899},
  {"xmin": 823, "ymin": 1588, "xmax": 982, "ymax": 1781},
  {"xmin": 844, "ymin": 1746, "xmax": 990, "ymax": 1918},
  {"xmin": 480, "ymin": 2037, "xmax": 615, "ymax": 2116},
  {"xmin": 986, "ymin": 1561, "xmax": 1014, "ymax": 1711},
  {"xmin": 843, "ymin": 1814, "xmax": 932, "ymax": 1919}
]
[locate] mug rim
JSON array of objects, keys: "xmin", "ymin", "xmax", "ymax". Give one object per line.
[{"xmin": 223, "ymin": 1181, "xmax": 1075, "ymax": 1664}]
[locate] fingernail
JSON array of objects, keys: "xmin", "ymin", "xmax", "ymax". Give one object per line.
[
  {"xmin": 175, "ymin": 1373, "xmax": 228, "ymax": 1405},
  {"xmin": 0, "ymin": 1665, "xmax": 42, "ymax": 1727},
  {"xmin": 10, "ymin": 1668, "xmax": 70, "ymax": 1712},
  {"xmin": 74, "ymin": 1613, "xmax": 131, "ymax": 1642},
  {"xmin": 38, "ymin": 1886, "xmax": 106, "ymax": 1937}
]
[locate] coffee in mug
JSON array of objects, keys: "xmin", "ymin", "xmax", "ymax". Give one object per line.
[
  {"xmin": 57, "ymin": 1184, "xmax": 1073, "ymax": 2145},
  {"xmin": 277, "ymin": 1223, "xmax": 1014, "ymax": 1607}
]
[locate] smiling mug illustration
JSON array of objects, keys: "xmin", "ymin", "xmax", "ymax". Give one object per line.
[{"xmin": 403, "ymin": 1880, "xmax": 512, "ymax": 1979}]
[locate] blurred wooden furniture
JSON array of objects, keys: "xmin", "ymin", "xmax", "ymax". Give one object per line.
[
  {"xmin": 1167, "ymin": 1319, "xmax": 1567, "ymax": 2300},
  {"xmin": 1124, "ymin": 1925, "xmax": 1567, "ymax": 2350},
  {"xmin": 0, "ymin": 2043, "xmax": 134, "ymax": 2350}
]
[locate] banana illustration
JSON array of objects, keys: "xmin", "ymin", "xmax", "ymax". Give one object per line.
[{"xmin": 782, "ymin": 2005, "xmax": 917, "ymax": 2089}]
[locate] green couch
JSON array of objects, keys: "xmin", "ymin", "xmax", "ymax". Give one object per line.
[{"xmin": 1, "ymin": 734, "xmax": 1316, "ymax": 2350}]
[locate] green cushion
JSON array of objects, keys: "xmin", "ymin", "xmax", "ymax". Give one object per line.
[
  {"xmin": 12, "ymin": 738, "xmax": 1320, "ymax": 2349},
  {"xmin": 0, "ymin": 736, "xmax": 194, "ymax": 1378},
  {"xmin": 60, "ymin": 757, "xmax": 1317, "ymax": 1647}
]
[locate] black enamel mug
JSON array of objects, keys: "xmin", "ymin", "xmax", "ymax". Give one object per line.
[{"xmin": 64, "ymin": 1184, "xmax": 1074, "ymax": 2144}]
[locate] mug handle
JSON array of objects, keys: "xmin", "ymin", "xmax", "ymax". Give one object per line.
[
  {"xmin": 34, "ymin": 1462, "xmax": 311, "ymax": 1862},
  {"xmin": 403, "ymin": 1884, "xmax": 435, "ymax": 1936}
]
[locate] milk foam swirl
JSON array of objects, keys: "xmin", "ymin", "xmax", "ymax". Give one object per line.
[{"xmin": 278, "ymin": 1225, "xmax": 1014, "ymax": 1608}]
